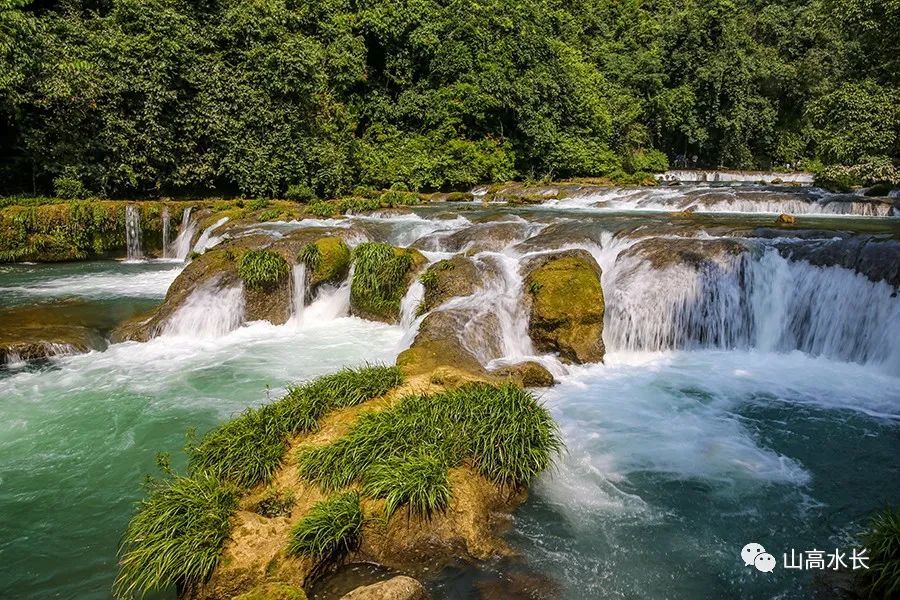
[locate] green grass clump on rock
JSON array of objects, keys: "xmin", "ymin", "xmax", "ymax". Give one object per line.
[
  {"xmin": 114, "ymin": 472, "xmax": 239, "ymax": 599},
  {"xmin": 350, "ymin": 242, "xmax": 415, "ymax": 319},
  {"xmin": 286, "ymin": 491, "xmax": 362, "ymax": 560},
  {"xmin": 238, "ymin": 249, "xmax": 290, "ymax": 289},
  {"xmin": 188, "ymin": 365, "xmax": 402, "ymax": 488},
  {"xmin": 859, "ymin": 507, "xmax": 900, "ymax": 598},
  {"xmin": 296, "ymin": 384, "xmax": 561, "ymax": 516}
]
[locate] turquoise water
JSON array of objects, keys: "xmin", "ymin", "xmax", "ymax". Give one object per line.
[{"xmin": 0, "ymin": 262, "xmax": 404, "ymax": 599}]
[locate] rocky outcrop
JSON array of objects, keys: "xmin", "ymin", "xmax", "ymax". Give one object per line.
[
  {"xmin": 773, "ymin": 236, "xmax": 900, "ymax": 287},
  {"xmin": 339, "ymin": 576, "xmax": 427, "ymax": 600},
  {"xmin": 414, "ymin": 221, "xmax": 533, "ymax": 254},
  {"xmin": 396, "ymin": 310, "xmax": 487, "ymax": 380},
  {"xmin": 620, "ymin": 237, "xmax": 749, "ymax": 270},
  {"xmin": 299, "ymin": 237, "xmax": 352, "ymax": 292},
  {"xmin": 489, "ymin": 361, "xmax": 555, "ymax": 387},
  {"xmin": 0, "ymin": 303, "xmax": 107, "ymax": 364},
  {"xmin": 523, "ymin": 250, "xmax": 605, "ymax": 364},
  {"xmin": 417, "ymin": 256, "xmax": 479, "ymax": 314}
]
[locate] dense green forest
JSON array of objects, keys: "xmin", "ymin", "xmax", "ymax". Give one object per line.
[{"xmin": 0, "ymin": 0, "xmax": 897, "ymax": 198}]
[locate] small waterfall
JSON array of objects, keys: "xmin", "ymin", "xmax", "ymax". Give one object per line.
[
  {"xmin": 161, "ymin": 206, "xmax": 171, "ymax": 259},
  {"xmin": 171, "ymin": 207, "xmax": 196, "ymax": 261},
  {"xmin": 302, "ymin": 267, "xmax": 353, "ymax": 323},
  {"xmin": 162, "ymin": 280, "xmax": 245, "ymax": 337},
  {"xmin": 603, "ymin": 244, "xmax": 900, "ymax": 371},
  {"xmin": 125, "ymin": 205, "xmax": 143, "ymax": 261},
  {"xmin": 398, "ymin": 277, "xmax": 425, "ymax": 347},
  {"xmin": 192, "ymin": 217, "xmax": 229, "ymax": 255},
  {"xmin": 290, "ymin": 263, "xmax": 308, "ymax": 324}
]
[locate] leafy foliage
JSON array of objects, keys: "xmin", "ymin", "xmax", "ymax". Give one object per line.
[
  {"xmin": 858, "ymin": 507, "xmax": 900, "ymax": 598},
  {"xmin": 296, "ymin": 384, "xmax": 561, "ymax": 516},
  {"xmin": 237, "ymin": 250, "xmax": 289, "ymax": 290},
  {"xmin": 286, "ymin": 491, "xmax": 362, "ymax": 560},
  {"xmin": 114, "ymin": 472, "xmax": 239, "ymax": 599}
]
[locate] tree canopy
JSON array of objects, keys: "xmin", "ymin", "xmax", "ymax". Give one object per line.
[{"xmin": 0, "ymin": 0, "xmax": 897, "ymax": 197}]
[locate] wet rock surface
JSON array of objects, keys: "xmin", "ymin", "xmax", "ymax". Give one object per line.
[{"xmin": 339, "ymin": 576, "xmax": 426, "ymax": 600}]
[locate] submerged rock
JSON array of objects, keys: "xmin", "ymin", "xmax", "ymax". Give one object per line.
[
  {"xmin": 524, "ymin": 250, "xmax": 605, "ymax": 364},
  {"xmin": 774, "ymin": 236, "xmax": 900, "ymax": 287},
  {"xmin": 339, "ymin": 576, "xmax": 426, "ymax": 600},
  {"xmin": 620, "ymin": 237, "xmax": 749, "ymax": 269},
  {"xmin": 0, "ymin": 303, "xmax": 108, "ymax": 364}
]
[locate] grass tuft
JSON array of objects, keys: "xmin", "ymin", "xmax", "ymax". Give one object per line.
[
  {"xmin": 114, "ymin": 472, "xmax": 239, "ymax": 599},
  {"xmin": 286, "ymin": 491, "xmax": 362, "ymax": 560},
  {"xmin": 238, "ymin": 249, "xmax": 290, "ymax": 289},
  {"xmin": 297, "ymin": 242, "xmax": 321, "ymax": 271},
  {"xmin": 297, "ymin": 383, "xmax": 561, "ymax": 515},
  {"xmin": 859, "ymin": 507, "xmax": 900, "ymax": 598},
  {"xmin": 350, "ymin": 242, "xmax": 413, "ymax": 318},
  {"xmin": 362, "ymin": 454, "xmax": 451, "ymax": 519},
  {"xmin": 188, "ymin": 365, "xmax": 402, "ymax": 489}
]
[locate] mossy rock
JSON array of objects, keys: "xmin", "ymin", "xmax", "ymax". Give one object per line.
[
  {"xmin": 524, "ymin": 250, "xmax": 605, "ymax": 364},
  {"xmin": 233, "ymin": 582, "xmax": 308, "ymax": 600},
  {"xmin": 299, "ymin": 236, "xmax": 352, "ymax": 289},
  {"xmin": 490, "ymin": 361, "xmax": 555, "ymax": 387},
  {"xmin": 350, "ymin": 243, "xmax": 426, "ymax": 323},
  {"xmin": 417, "ymin": 256, "xmax": 478, "ymax": 315},
  {"xmin": 397, "ymin": 310, "xmax": 487, "ymax": 379}
]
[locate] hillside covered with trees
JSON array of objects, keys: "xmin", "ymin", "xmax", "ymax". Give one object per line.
[{"xmin": 0, "ymin": 0, "xmax": 897, "ymax": 198}]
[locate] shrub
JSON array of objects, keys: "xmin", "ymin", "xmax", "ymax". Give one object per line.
[
  {"xmin": 297, "ymin": 384, "xmax": 561, "ymax": 510},
  {"xmin": 285, "ymin": 183, "xmax": 317, "ymax": 202},
  {"xmin": 53, "ymin": 170, "xmax": 91, "ymax": 200},
  {"xmin": 114, "ymin": 473, "xmax": 239, "ymax": 599},
  {"xmin": 248, "ymin": 198, "xmax": 271, "ymax": 211},
  {"xmin": 286, "ymin": 491, "xmax": 362, "ymax": 560},
  {"xmin": 238, "ymin": 250, "xmax": 290, "ymax": 289},
  {"xmin": 350, "ymin": 242, "xmax": 414, "ymax": 319},
  {"xmin": 858, "ymin": 507, "xmax": 900, "ymax": 598},
  {"xmin": 362, "ymin": 454, "xmax": 450, "ymax": 519}
]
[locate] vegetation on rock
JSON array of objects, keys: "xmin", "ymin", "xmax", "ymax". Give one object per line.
[
  {"xmin": 350, "ymin": 243, "xmax": 423, "ymax": 322},
  {"xmin": 238, "ymin": 250, "xmax": 290, "ymax": 290},
  {"xmin": 858, "ymin": 507, "xmax": 900, "ymax": 598},
  {"xmin": 525, "ymin": 251, "xmax": 605, "ymax": 363},
  {"xmin": 298, "ymin": 237, "xmax": 352, "ymax": 288},
  {"xmin": 188, "ymin": 365, "xmax": 402, "ymax": 488},
  {"xmin": 296, "ymin": 383, "xmax": 561, "ymax": 494},
  {"xmin": 114, "ymin": 472, "xmax": 239, "ymax": 599},
  {"xmin": 286, "ymin": 491, "xmax": 363, "ymax": 561}
]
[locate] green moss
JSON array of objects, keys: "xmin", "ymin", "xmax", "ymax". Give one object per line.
[
  {"xmin": 114, "ymin": 472, "xmax": 239, "ymax": 599},
  {"xmin": 296, "ymin": 384, "xmax": 561, "ymax": 505},
  {"xmin": 252, "ymin": 488, "xmax": 296, "ymax": 518},
  {"xmin": 238, "ymin": 249, "xmax": 290, "ymax": 289},
  {"xmin": 350, "ymin": 242, "xmax": 423, "ymax": 321},
  {"xmin": 233, "ymin": 583, "xmax": 308, "ymax": 600},
  {"xmin": 526, "ymin": 252, "xmax": 605, "ymax": 363},
  {"xmin": 298, "ymin": 237, "xmax": 351, "ymax": 287},
  {"xmin": 286, "ymin": 491, "xmax": 362, "ymax": 560}
]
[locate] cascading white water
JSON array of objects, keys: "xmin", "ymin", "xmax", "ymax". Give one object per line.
[
  {"xmin": 290, "ymin": 263, "xmax": 307, "ymax": 324},
  {"xmin": 124, "ymin": 205, "xmax": 143, "ymax": 261},
  {"xmin": 192, "ymin": 217, "xmax": 229, "ymax": 255},
  {"xmin": 397, "ymin": 277, "xmax": 426, "ymax": 347},
  {"xmin": 603, "ymin": 244, "xmax": 900, "ymax": 371},
  {"xmin": 301, "ymin": 267, "xmax": 353, "ymax": 323},
  {"xmin": 171, "ymin": 207, "xmax": 196, "ymax": 261},
  {"xmin": 162, "ymin": 279, "xmax": 245, "ymax": 337},
  {"xmin": 161, "ymin": 206, "xmax": 171, "ymax": 259}
]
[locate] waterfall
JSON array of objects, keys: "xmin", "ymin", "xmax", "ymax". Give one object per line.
[
  {"xmin": 161, "ymin": 206, "xmax": 171, "ymax": 259},
  {"xmin": 302, "ymin": 267, "xmax": 353, "ymax": 323},
  {"xmin": 162, "ymin": 280, "xmax": 245, "ymax": 337},
  {"xmin": 440, "ymin": 251, "xmax": 535, "ymax": 365},
  {"xmin": 603, "ymin": 244, "xmax": 900, "ymax": 371},
  {"xmin": 125, "ymin": 205, "xmax": 143, "ymax": 261},
  {"xmin": 192, "ymin": 217, "xmax": 229, "ymax": 255},
  {"xmin": 398, "ymin": 277, "xmax": 425, "ymax": 346},
  {"xmin": 290, "ymin": 263, "xmax": 308, "ymax": 324},
  {"xmin": 171, "ymin": 207, "xmax": 196, "ymax": 261}
]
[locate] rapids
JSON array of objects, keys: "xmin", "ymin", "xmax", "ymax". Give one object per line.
[{"xmin": 0, "ymin": 183, "xmax": 897, "ymax": 599}]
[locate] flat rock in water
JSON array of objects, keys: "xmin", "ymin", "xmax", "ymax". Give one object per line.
[{"xmin": 339, "ymin": 576, "xmax": 427, "ymax": 600}]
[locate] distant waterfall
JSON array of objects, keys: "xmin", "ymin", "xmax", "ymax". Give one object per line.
[
  {"xmin": 161, "ymin": 206, "xmax": 171, "ymax": 259},
  {"xmin": 162, "ymin": 279, "xmax": 245, "ymax": 337},
  {"xmin": 171, "ymin": 207, "xmax": 197, "ymax": 261},
  {"xmin": 124, "ymin": 205, "xmax": 143, "ymax": 261},
  {"xmin": 604, "ymin": 245, "xmax": 900, "ymax": 371}
]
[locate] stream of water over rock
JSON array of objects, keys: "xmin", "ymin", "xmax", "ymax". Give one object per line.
[{"xmin": 0, "ymin": 184, "xmax": 898, "ymax": 599}]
